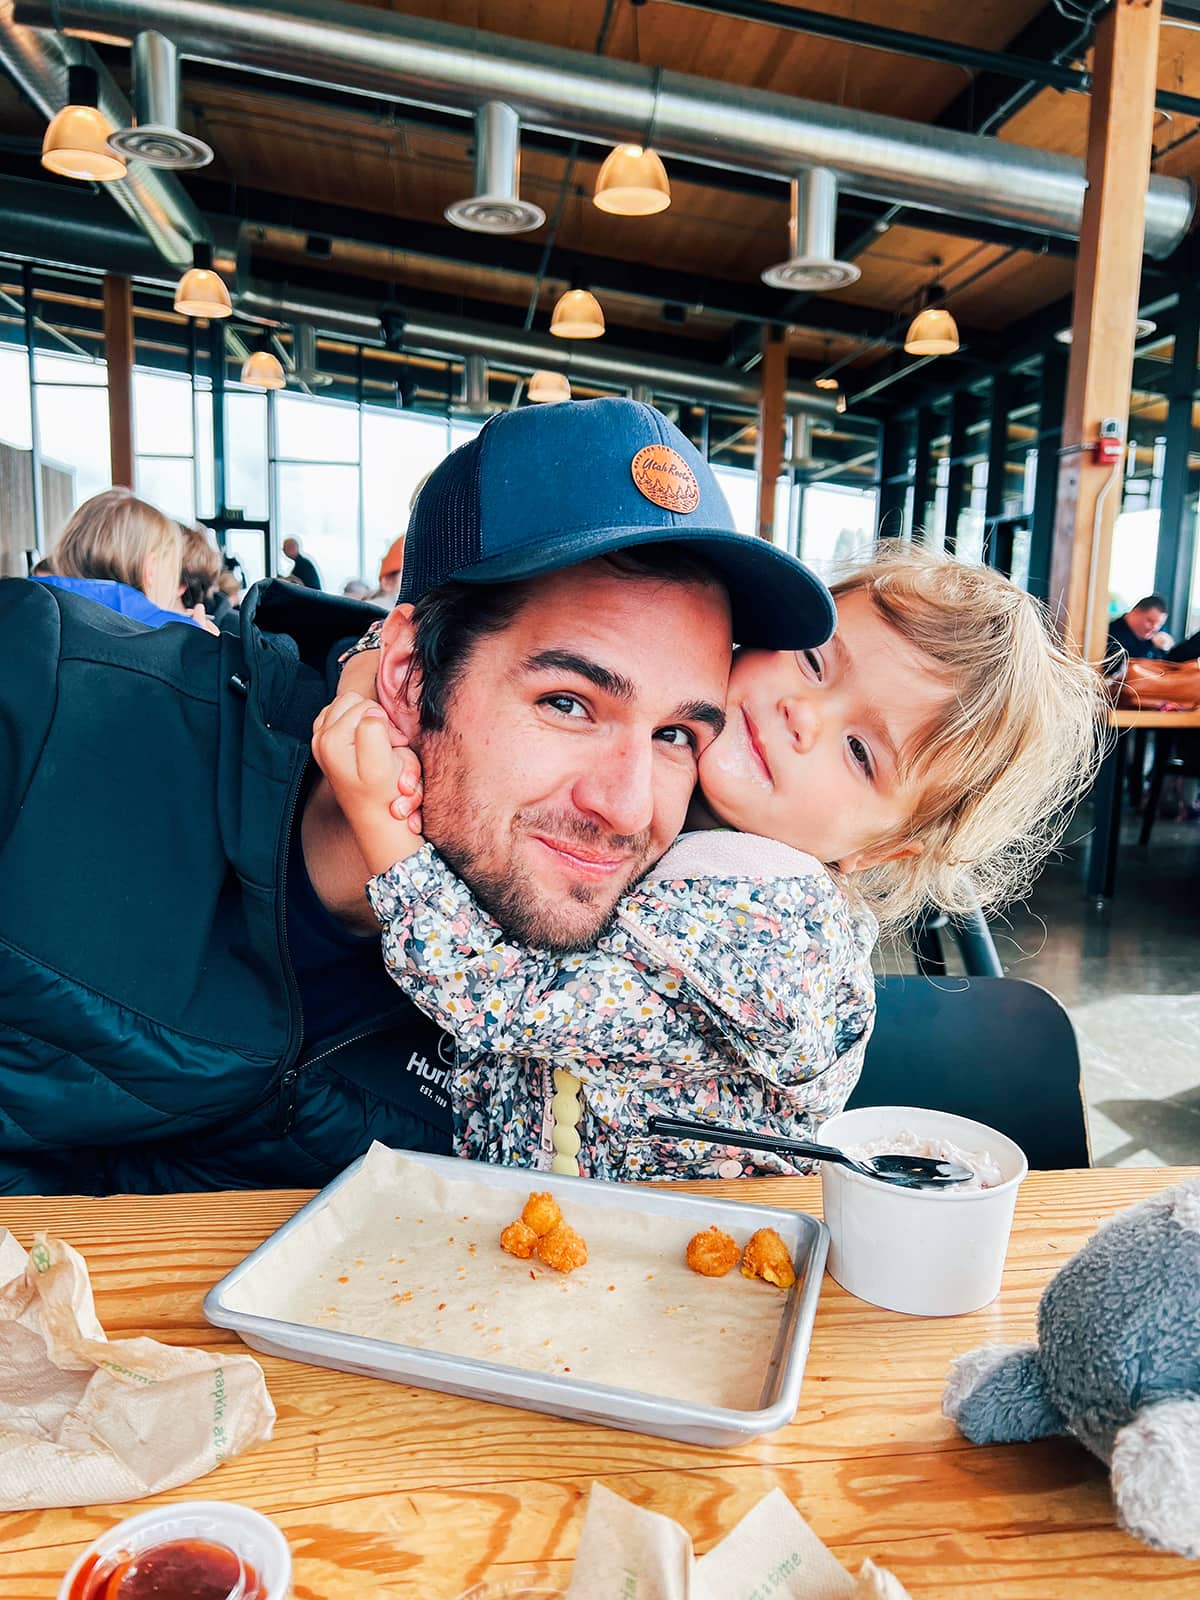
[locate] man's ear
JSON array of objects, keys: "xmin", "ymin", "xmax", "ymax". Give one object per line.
[
  {"xmin": 837, "ymin": 839, "xmax": 924, "ymax": 875},
  {"xmin": 376, "ymin": 603, "xmax": 423, "ymax": 743}
]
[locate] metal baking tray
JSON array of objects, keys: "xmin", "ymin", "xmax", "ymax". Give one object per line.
[{"xmin": 203, "ymin": 1150, "xmax": 827, "ymax": 1448}]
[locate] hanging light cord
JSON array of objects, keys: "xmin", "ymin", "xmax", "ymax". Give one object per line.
[{"xmin": 521, "ymin": 0, "xmax": 619, "ymax": 332}]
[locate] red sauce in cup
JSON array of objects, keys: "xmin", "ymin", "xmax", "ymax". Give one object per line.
[{"xmin": 69, "ymin": 1539, "xmax": 268, "ymax": 1600}]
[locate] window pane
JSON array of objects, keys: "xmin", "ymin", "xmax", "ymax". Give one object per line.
[
  {"xmin": 275, "ymin": 461, "xmax": 360, "ymax": 594},
  {"xmin": 35, "ymin": 352, "xmax": 106, "ymax": 386},
  {"xmin": 37, "ymin": 382, "xmax": 111, "ymax": 510},
  {"xmin": 275, "ymin": 391, "xmax": 359, "ymax": 463},
  {"xmin": 0, "ymin": 346, "xmax": 33, "ymax": 450},
  {"xmin": 801, "ymin": 484, "xmax": 879, "ymax": 576},
  {"xmin": 225, "ymin": 529, "xmax": 267, "ymax": 588},
  {"xmin": 134, "ymin": 370, "xmax": 193, "ymax": 457},
  {"xmin": 136, "ymin": 456, "xmax": 194, "ymax": 524},
  {"xmin": 226, "ymin": 390, "xmax": 268, "ymax": 519},
  {"xmin": 362, "ymin": 409, "xmax": 450, "ymax": 580}
]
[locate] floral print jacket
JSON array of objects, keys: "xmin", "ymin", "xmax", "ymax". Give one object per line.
[{"xmin": 366, "ymin": 829, "xmax": 877, "ymax": 1182}]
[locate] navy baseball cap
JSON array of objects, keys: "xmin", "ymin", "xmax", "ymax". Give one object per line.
[{"xmin": 399, "ymin": 396, "xmax": 835, "ymax": 648}]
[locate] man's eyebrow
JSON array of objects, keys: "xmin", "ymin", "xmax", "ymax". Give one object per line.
[
  {"xmin": 520, "ymin": 653, "xmax": 726, "ymax": 734},
  {"xmin": 520, "ymin": 650, "xmax": 635, "ymax": 701},
  {"xmin": 676, "ymin": 700, "xmax": 727, "ymax": 736}
]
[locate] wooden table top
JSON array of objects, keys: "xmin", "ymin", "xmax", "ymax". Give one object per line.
[
  {"xmin": 3, "ymin": 1168, "xmax": 1198, "ymax": 1599},
  {"xmin": 1108, "ymin": 706, "xmax": 1200, "ymax": 729}
]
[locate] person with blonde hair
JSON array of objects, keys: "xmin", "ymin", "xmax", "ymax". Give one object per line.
[
  {"xmin": 37, "ymin": 487, "xmax": 210, "ymax": 631},
  {"xmin": 315, "ymin": 541, "xmax": 1107, "ymax": 1181}
]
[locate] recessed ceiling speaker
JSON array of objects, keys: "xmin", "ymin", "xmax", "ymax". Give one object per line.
[
  {"xmin": 107, "ymin": 31, "xmax": 213, "ymax": 168},
  {"xmin": 446, "ymin": 102, "xmax": 546, "ymax": 234},
  {"xmin": 761, "ymin": 169, "xmax": 861, "ymax": 292}
]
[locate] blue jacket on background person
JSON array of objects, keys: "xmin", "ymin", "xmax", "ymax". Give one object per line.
[
  {"xmin": 0, "ymin": 576, "xmax": 452, "ymax": 1195},
  {"xmin": 33, "ymin": 572, "xmax": 207, "ymax": 629}
]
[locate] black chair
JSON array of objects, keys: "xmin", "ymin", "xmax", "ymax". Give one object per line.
[
  {"xmin": 910, "ymin": 901, "xmax": 1003, "ymax": 978},
  {"xmin": 1138, "ymin": 728, "xmax": 1200, "ymax": 846},
  {"xmin": 848, "ymin": 976, "xmax": 1090, "ymax": 1170}
]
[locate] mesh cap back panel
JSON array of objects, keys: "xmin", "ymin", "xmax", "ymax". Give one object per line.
[{"xmin": 398, "ymin": 425, "xmax": 487, "ymax": 603}]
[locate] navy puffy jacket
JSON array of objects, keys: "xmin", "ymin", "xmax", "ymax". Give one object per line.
[{"xmin": 0, "ymin": 577, "xmax": 452, "ymax": 1194}]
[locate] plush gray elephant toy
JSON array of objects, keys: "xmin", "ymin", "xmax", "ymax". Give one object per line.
[{"xmin": 943, "ymin": 1177, "xmax": 1200, "ymax": 1559}]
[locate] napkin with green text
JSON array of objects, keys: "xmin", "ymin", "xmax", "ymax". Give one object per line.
[
  {"xmin": 566, "ymin": 1483, "xmax": 912, "ymax": 1600},
  {"xmin": 0, "ymin": 1229, "xmax": 274, "ymax": 1510}
]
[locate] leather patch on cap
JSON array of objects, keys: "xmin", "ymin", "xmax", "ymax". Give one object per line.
[{"xmin": 630, "ymin": 445, "xmax": 700, "ymax": 514}]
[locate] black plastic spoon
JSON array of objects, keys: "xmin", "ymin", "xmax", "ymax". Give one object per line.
[{"xmin": 647, "ymin": 1114, "xmax": 974, "ymax": 1189}]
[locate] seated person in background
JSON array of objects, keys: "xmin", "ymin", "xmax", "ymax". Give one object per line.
[
  {"xmin": 37, "ymin": 487, "xmax": 212, "ymax": 631},
  {"xmin": 283, "ymin": 536, "xmax": 322, "ymax": 590},
  {"xmin": 179, "ymin": 524, "xmax": 232, "ymax": 625},
  {"xmin": 372, "ymin": 534, "xmax": 406, "ymax": 603},
  {"xmin": 315, "ymin": 545, "xmax": 1105, "ymax": 1181},
  {"xmin": 0, "ymin": 397, "xmax": 825, "ymax": 1194},
  {"xmin": 1108, "ymin": 593, "xmax": 1173, "ymax": 662},
  {"xmin": 343, "ymin": 578, "xmax": 374, "ymax": 601}
]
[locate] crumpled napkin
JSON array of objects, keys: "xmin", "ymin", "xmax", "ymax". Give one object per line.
[
  {"xmin": 0, "ymin": 1229, "xmax": 275, "ymax": 1510},
  {"xmin": 566, "ymin": 1483, "xmax": 912, "ymax": 1599}
]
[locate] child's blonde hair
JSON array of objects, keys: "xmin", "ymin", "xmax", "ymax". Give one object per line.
[
  {"xmin": 53, "ymin": 487, "xmax": 181, "ymax": 597},
  {"xmin": 829, "ymin": 543, "xmax": 1107, "ymax": 929}
]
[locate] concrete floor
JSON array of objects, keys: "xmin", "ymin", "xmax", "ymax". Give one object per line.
[{"xmin": 878, "ymin": 804, "xmax": 1200, "ymax": 1168}]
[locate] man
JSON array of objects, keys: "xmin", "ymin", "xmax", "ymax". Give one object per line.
[
  {"xmin": 1107, "ymin": 593, "xmax": 1173, "ymax": 663},
  {"xmin": 282, "ymin": 536, "xmax": 322, "ymax": 591},
  {"xmin": 0, "ymin": 398, "xmax": 832, "ymax": 1194},
  {"xmin": 373, "ymin": 534, "xmax": 405, "ymax": 602}
]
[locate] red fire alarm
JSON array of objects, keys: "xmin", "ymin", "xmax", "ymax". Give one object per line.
[{"xmin": 1093, "ymin": 417, "xmax": 1124, "ymax": 466}]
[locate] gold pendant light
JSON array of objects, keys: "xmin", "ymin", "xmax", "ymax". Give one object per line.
[
  {"xmin": 550, "ymin": 288, "xmax": 605, "ymax": 340},
  {"xmin": 175, "ymin": 242, "xmax": 233, "ymax": 319},
  {"xmin": 41, "ymin": 66, "xmax": 126, "ymax": 183},
  {"xmin": 904, "ymin": 306, "xmax": 959, "ymax": 356},
  {"xmin": 240, "ymin": 338, "xmax": 286, "ymax": 390},
  {"xmin": 904, "ymin": 276, "xmax": 959, "ymax": 357},
  {"xmin": 593, "ymin": 144, "xmax": 671, "ymax": 216},
  {"xmin": 527, "ymin": 370, "xmax": 571, "ymax": 404}
]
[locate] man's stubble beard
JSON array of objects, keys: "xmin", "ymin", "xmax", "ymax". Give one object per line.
[{"xmin": 417, "ymin": 722, "xmax": 654, "ymax": 954}]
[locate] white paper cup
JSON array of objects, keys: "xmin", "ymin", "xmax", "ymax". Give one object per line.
[
  {"xmin": 819, "ymin": 1105, "xmax": 1027, "ymax": 1317},
  {"xmin": 57, "ymin": 1501, "xmax": 292, "ymax": 1600}
]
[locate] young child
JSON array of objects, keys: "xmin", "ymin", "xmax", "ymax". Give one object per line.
[{"xmin": 313, "ymin": 545, "xmax": 1104, "ymax": 1181}]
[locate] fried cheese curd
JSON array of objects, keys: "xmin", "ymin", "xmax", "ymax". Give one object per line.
[
  {"xmin": 499, "ymin": 1192, "xmax": 588, "ymax": 1274},
  {"xmin": 740, "ymin": 1227, "xmax": 796, "ymax": 1290},
  {"xmin": 499, "ymin": 1219, "xmax": 538, "ymax": 1259},
  {"xmin": 521, "ymin": 1191, "xmax": 562, "ymax": 1237},
  {"xmin": 535, "ymin": 1221, "xmax": 588, "ymax": 1274},
  {"xmin": 685, "ymin": 1225, "xmax": 741, "ymax": 1278}
]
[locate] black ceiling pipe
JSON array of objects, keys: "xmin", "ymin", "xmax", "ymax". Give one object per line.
[{"xmin": 661, "ymin": 0, "xmax": 1092, "ymax": 93}]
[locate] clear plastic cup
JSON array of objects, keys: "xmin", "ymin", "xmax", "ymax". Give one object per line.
[
  {"xmin": 819, "ymin": 1104, "xmax": 1028, "ymax": 1316},
  {"xmin": 57, "ymin": 1502, "xmax": 292, "ymax": 1600}
]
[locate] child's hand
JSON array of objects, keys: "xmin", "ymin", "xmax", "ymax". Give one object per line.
[{"xmin": 311, "ymin": 693, "xmax": 425, "ymax": 876}]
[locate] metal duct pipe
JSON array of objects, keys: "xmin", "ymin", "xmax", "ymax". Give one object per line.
[
  {"xmin": 762, "ymin": 169, "xmax": 860, "ymax": 291},
  {"xmin": 445, "ymin": 101, "xmax": 545, "ymax": 234},
  {"xmin": 0, "ymin": 3, "xmax": 206, "ymax": 266},
  {"xmin": 16, "ymin": 0, "xmax": 1194, "ymax": 256},
  {"xmin": 0, "ymin": 174, "xmax": 174, "ymax": 279},
  {"xmin": 108, "ymin": 30, "xmax": 214, "ymax": 167},
  {"xmin": 236, "ymin": 282, "xmax": 841, "ymax": 417}
]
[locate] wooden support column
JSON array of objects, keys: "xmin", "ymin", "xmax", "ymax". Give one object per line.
[
  {"xmin": 1049, "ymin": 0, "xmax": 1163, "ymax": 659},
  {"xmin": 102, "ymin": 274, "xmax": 135, "ymax": 488},
  {"xmin": 755, "ymin": 327, "xmax": 787, "ymax": 541}
]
